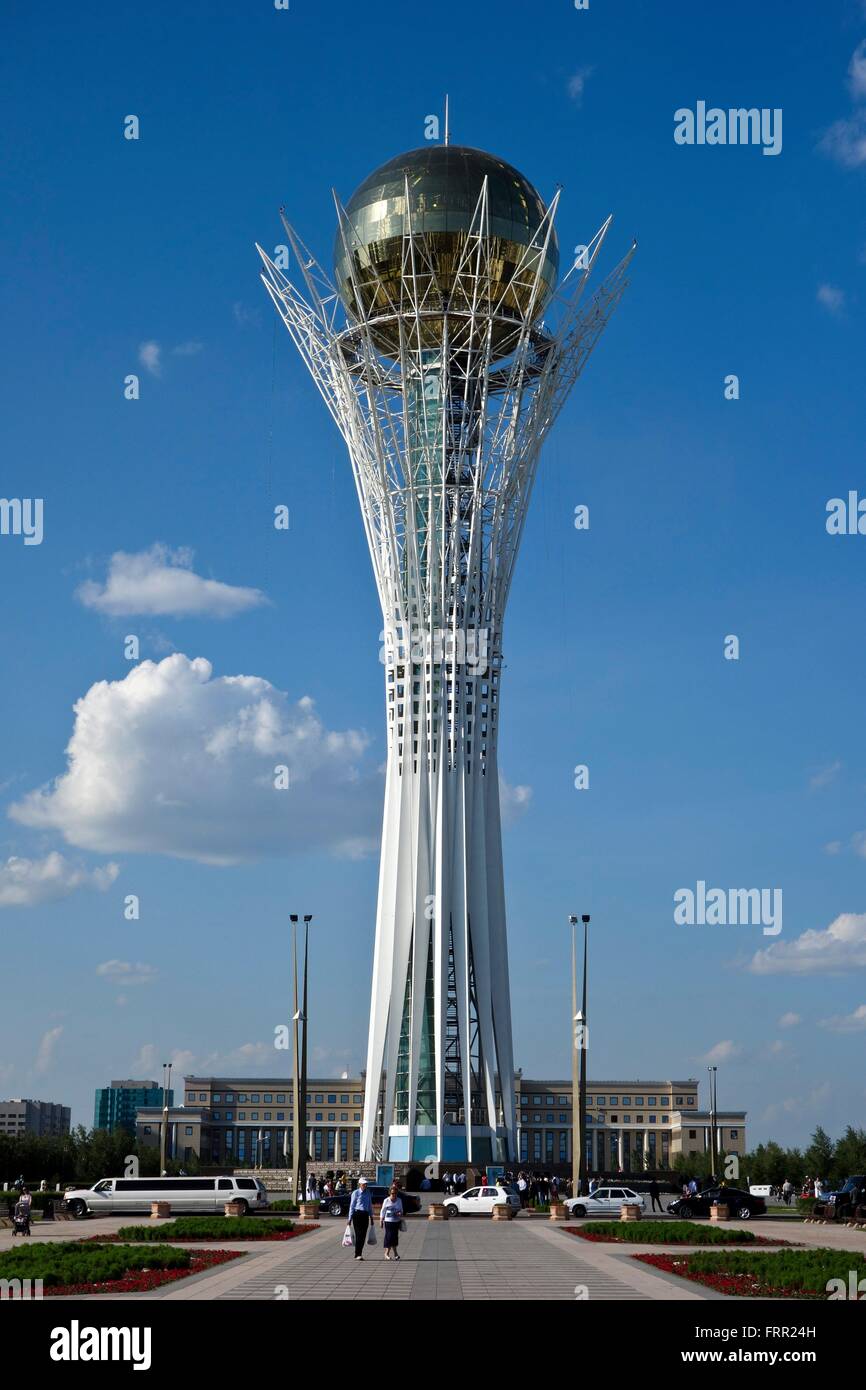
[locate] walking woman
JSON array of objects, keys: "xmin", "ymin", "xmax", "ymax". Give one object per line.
[
  {"xmin": 348, "ymin": 1176, "xmax": 373, "ymax": 1261},
  {"xmin": 380, "ymin": 1181, "xmax": 404, "ymax": 1261}
]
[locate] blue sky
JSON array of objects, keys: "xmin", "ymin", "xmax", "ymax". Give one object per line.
[{"xmin": 1, "ymin": 0, "xmax": 865, "ymax": 1147}]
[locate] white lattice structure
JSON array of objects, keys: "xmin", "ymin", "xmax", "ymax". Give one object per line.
[{"xmin": 258, "ymin": 147, "xmax": 634, "ymax": 1164}]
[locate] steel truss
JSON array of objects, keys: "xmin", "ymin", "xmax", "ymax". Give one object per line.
[{"xmin": 259, "ymin": 173, "xmax": 634, "ymax": 1164}]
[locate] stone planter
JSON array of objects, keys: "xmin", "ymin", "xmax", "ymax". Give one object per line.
[
  {"xmin": 620, "ymin": 1203, "xmax": 642, "ymax": 1222},
  {"xmin": 549, "ymin": 1202, "xmax": 568, "ymax": 1221},
  {"xmin": 151, "ymin": 1202, "xmax": 171, "ymax": 1219},
  {"xmin": 428, "ymin": 1203, "xmax": 447, "ymax": 1220},
  {"xmin": 297, "ymin": 1201, "xmax": 320, "ymax": 1220},
  {"xmin": 492, "ymin": 1203, "xmax": 515, "ymax": 1220},
  {"xmin": 709, "ymin": 1203, "xmax": 730, "ymax": 1222}
]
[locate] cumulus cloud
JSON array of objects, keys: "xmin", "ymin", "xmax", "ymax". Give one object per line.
[
  {"xmin": 821, "ymin": 1003, "xmax": 866, "ymax": 1033},
  {"xmin": 138, "ymin": 341, "xmax": 162, "ymax": 376},
  {"xmin": 778, "ymin": 1011, "xmax": 801, "ymax": 1028},
  {"xmin": 76, "ymin": 544, "xmax": 268, "ymax": 620},
  {"xmin": 849, "ymin": 40, "xmax": 866, "ymax": 100},
  {"xmin": 748, "ymin": 912, "xmax": 866, "ymax": 975},
  {"xmin": 0, "ymin": 852, "xmax": 118, "ymax": 908},
  {"xmin": 700, "ymin": 1039, "xmax": 742, "ymax": 1064},
  {"xmin": 9, "ymin": 654, "xmax": 380, "ymax": 865},
  {"xmin": 567, "ymin": 67, "xmax": 593, "ymax": 104},
  {"xmin": 35, "ymin": 1026, "xmax": 63, "ymax": 1075},
  {"xmin": 96, "ymin": 960, "xmax": 158, "ymax": 987},
  {"xmin": 817, "ymin": 283, "xmax": 845, "ymax": 314},
  {"xmin": 825, "ymin": 840, "xmax": 842, "ymax": 856},
  {"xmin": 499, "ymin": 775, "xmax": 533, "ymax": 826},
  {"xmin": 809, "ymin": 759, "xmax": 841, "ymax": 790}
]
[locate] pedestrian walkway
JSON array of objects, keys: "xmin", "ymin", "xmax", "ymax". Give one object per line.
[{"xmin": 151, "ymin": 1217, "xmax": 713, "ymax": 1301}]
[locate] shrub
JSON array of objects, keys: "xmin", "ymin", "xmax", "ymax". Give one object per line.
[
  {"xmin": 0, "ymin": 1241, "xmax": 190, "ymax": 1287},
  {"xmin": 686, "ymin": 1247, "xmax": 866, "ymax": 1294},
  {"xmin": 2, "ymin": 1191, "xmax": 66, "ymax": 1214},
  {"xmin": 116, "ymin": 1216, "xmax": 295, "ymax": 1241},
  {"xmin": 268, "ymin": 1200, "xmax": 298, "ymax": 1212},
  {"xmin": 581, "ymin": 1220, "xmax": 757, "ymax": 1245}
]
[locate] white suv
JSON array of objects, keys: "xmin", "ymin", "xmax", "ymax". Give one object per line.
[{"xmin": 443, "ymin": 1184, "xmax": 521, "ymax": 1217}]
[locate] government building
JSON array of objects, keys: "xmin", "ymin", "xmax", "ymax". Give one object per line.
[{"xmin": 135, "ymin": 1074, "xmax": 746, "ymax": 1175}]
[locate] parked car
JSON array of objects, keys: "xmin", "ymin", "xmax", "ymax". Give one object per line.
[
  {"xmin": 317, "ymin": 1185, "xmax": 421, "ymax": 1218},
  {"xmin": 748, "ymin": 1184, "xmax": 774, "ymax": 1199},
  {"xmin": 820, "ymin": 1176, "xmax": 866, "ymax": 1222},
  {"xmin": 668, "ymin": 1185, "xmax": 766, "ymax": 1220},
  {"xmin": 443, "ymin": 1184, "xmax": 521, "ymax": 1217},
  {"xmin": 564, "ymin": 1186, "xmax": 647, "ymax": 1217},
  {"xmin": 61, "ymin": 1175, "xmax": 269, "ymax": 1218}
]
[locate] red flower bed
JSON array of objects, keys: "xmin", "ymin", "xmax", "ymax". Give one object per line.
[
  {"xmin": 569, "ymin": 1228, "xmax": 787, "ymax": 1246},
  {"xmin": 45, "ymin": 1248, "xmax": 243, "ymax": 1297},
  {"xmin": 83, "ymin": 1224, "xmax": 318, "ymax": 1245},
  {"xmin": 633, "ymin": 1253, "xmax": 824, "ymax": 1300}
]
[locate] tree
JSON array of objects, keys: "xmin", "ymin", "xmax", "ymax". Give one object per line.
[
  {"xmin": 831, "ymin": 1127, "xmax": 866, "ymax": 1184},
  {"xmin": 804, "ymin": 1126, "xmax": 835, "ymax": 1182}
]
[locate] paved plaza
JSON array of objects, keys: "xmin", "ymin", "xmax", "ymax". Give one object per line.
[{"xmin": 6, "ymin": 1211, "xmax": 863, "ymax": 1302}]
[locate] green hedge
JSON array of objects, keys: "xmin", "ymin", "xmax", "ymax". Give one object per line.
[
  {"xmin": 116, "ymin": 1216, "xmax": 295, "ymax": 1241},
  {"xmin": 268, "ymin": 1200, "xmax": 299, "ymax": 1212},
  {"xmin": 0, "ymin": 1241, "xmax": 190, "ymax": 1287},
  {"xmin": 587, "ymin": 1220, "xmax": 757, "ymax": 1245},
  {"xmin": 2, "ymin": 1191, "xmax": 66, "ymax": 1213},
  {"xmin": 686, "ymin": 1246, "xmax": 866, "ymax": 1293}
]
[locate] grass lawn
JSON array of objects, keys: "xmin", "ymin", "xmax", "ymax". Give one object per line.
[
  {"xmin": 635, "ymin": 1246, "xmax": 866, "ymax": 1298},
  {"xmin": 0, "ymin": 1239, "xmax": 243, "ymax": 1295},
  {"xmin": 566, "ymin": 1220, "xmax": 788, "ymax": 1246}
]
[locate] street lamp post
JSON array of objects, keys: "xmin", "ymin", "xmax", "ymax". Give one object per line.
[
  {"xmin": 570, "ymin": 914, "xmax": 590, "ymax": 1197},
  {"xmin": 708, "ymin": 1065, "xmax": 718, "ymax": 1180},
  {"xmin": 160, "ymin": 1061, "xmax": 172, "ymax": 1175},
  {"xmin": 290, "ymin": 914, "xmax": 313, "ymax": 1202}
]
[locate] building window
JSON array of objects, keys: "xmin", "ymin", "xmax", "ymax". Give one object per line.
[
  {"xmin": 265, "ymin": 1112, "xmax": 272, "ymax": 1120},
  {"xmin": 545, "ymin": 1095, "xmax": 554, "ymax": 1105},
  {"xmin": 264, "ymin": 1094, "xmax": 272, "ymax": 1103},
  {"xmin": 340, "ymin": 1094, "xmax": 349, "ymax": 1104},
  {"xmin": 251, "ymin": 1094, "xmax": 260, "ymax": 1103},
  {"xmin": 340, "ymin": 1113, "xmax": 348, "ymax": 1121},
  {"xmin": 559, "ymin": 1114, "xmax": 567, "ymax": 1123},
  {"xmin": 609, "ymin": 1096, "xmax": 618, "ymax": 1105},
  {"xmin": 239, "ymin": 1112, "xmax": 246, "ymax": 1120},
  {"xmin": 532, "ymin": 1095, "xmax": 541, "ymax": 1105},
  {"xmin": 277, "ymin": 1094, "xmax": 285, "ymax": 1103},
  {"xmin": 533, "ymin": 1114, "xmax": 541, "ymax": 1123},
  {"xmin": 251, "ymin": 1112, "xmax": 259, "ymax": 1121},
  {"xmin": 731, "ymin": 1129, "xmax": 739, "ymax": 1139},
  {"xmin": 327, "ymin": 1113, "xmax": 335, "ymax": 1121},
  {"xmin": 688, "ymin": 1129, "xmax": 697, "ymax": 1139},
  {"xmin": 595, "ymin": 1096, "xmax": 605, "ymax": 1105},
  {"xmin": 185, "ymin": 1091, "xmax": 195, "ymax": 1103},
  {"xmin": 315, "ymin": 1094, "xmax": 323, "ymax": 1103},
  {"xmin": 327, "ymin": 1094, "xmax": 336, "ymax": 1103},
  {"xmin": 661, "ymin": 1115, "xmax": 668, "ymax": 1123},
  {"xmin": 611, "ymin": 1115, "xmax": 618, "ymax": 1123},
  {"xmin": 315, "ymin": 1113, "xmax": 322, "ymax": 1121},
  {"xmin": 635, "ymin": 1115, "xmax": 643, "ymax": 1124},
  {"xmin": 353, "ymin": 1095, "xmax": 362, "ymax": 1103},
  {"xmin": 143, "ymin": 1125, "xmax": 152, "ymax": 1135},
  {"xmin": 661, "ymin": 1097, "xmax": 670, "ymax": 1107},
  {"xmin": 676, "ymin": 1096, "xmax": 684, "ymax": 1105},
  {"xmin": 622, "ymin": 1096, "xmax": 631, "ymax": 1106},
  {"xmin": 558, "ymin": 1096, "xmax": 569, "ymax": 1105},
  {"xmin": 649, "ymin": 1115, "xmax": 657, "ymax": 1123},
  {"xmin": 634, "ymin": 1096, "xmax": 643, "ymax": 1105},
  {"xmin": 198, "ymin": 1093, "xmax": 206, "ymax": 1101},
  {"xmin": 185, "ymin": 1126, "xmax": 193, "ymax": 1136},
  {"xmin": 213, "ymin": 1094, "xmax": 222, "ymax": 1103},
  {"xmin": 277, "ymin": 1112, "xmax": 285, "ymax": 1121},
  {"xmin": 687, "ymin": 1097, "xmax": 695, "ymax": 1105},
  {"xmin": 213, "ymin": 1111, "xmax": 221, "ymax": 1120},
  {"xmin": 353, "ymin": 1113, "xmax": 360, "ymax": 1121}
]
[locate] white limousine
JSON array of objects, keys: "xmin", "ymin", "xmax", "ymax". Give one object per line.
[{"xmin": 62, "ymin": 1175, "xmax": 269, "ymax": 1218}]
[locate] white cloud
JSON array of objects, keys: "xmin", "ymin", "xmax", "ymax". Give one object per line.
[
  {"xmin": 760, "ymin": 1080, "xmax": 832, "ymax": 1126},
  {"xmin": 700, "ymin": 1039, "xmax": 742, "ymax": 1064},
  {"xmin": 567, "ymin": 67, "xmax": 593, "ymax": 104},
  {"xmin": 138, "ymin": 341, "xmax": 162, "ymax": 376},
  {"xmin": 852, "ymin": 831, "xmax": 866, "ymax": 859},
  {"xmin": 821, "ymin": 1003, "xmax": 866, "ymax": 1033},
  {"xmin": 817, "ymin": 283, "xmax": 845, "ymax": 314},
  {"xmin": 499, "ymin": 775, "xmax": 532, "ymax": 826},
  {"xmin": 130, "ymin": 1040, "xmax": 284, "ymax": 1078},
  {"xmin": 778, "ymin": 1011, "xmax": 801, "ymax": 1029},
  {"xmin": 748, "ymin": 912, "xmax": 866, "ymax": 975},
  {"xmin": 819, "ymin": 111, "xmax": 866, "ymax": 168},
  {"xmin": 848, "ymin": 40, "xmax": 866, "ymax": 100},
  {"xmin": 35, "ymin": 1026, "xmax": 63, "ymax": 1075},
  {"xmin": 76, "ymin": 544, "xmax": 268, "ymax": 620},
  {"xmin": 0, "ymin": 852, "xmax": 118, "ymax": 908},
  {"xmin": 809, "ymin": 759, "xmax": 841, "ymax": 790},
  {"xmin": 171, "ymin": 340, "xmax": 203, "ymax": 357},
  {"xmin": 9, "ymin": 654, "xmax": 380, "ymax": 865},
  {"xmin": 232, "ymin": 302, "xmax": 261, "ymax": 328},
  {"xmin": 96, "ymin": 960, "xmax": 158, "ymax": 987},
  {"xmin": 825, "ymin": 840, "xmax": 842, "ymax": 856}
]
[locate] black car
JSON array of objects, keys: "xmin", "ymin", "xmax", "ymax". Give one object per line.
[
  {"xmin": 668, "ymin": 1186, "xmax": 766, "ymax": 1220},
  {"xmin": 318, "ymin": 1186, "xmax": 421, "ymax": 1218},
  {"xmin": 821, "ymin": 1175, "xmax": 866, "ymax": 1221}
]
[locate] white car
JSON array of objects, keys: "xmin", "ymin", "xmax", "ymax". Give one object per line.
[
  {"xmin": 443, "ymin": 1184, "xmax": 521, "ymax": 1216},
  {"xmin": 564, "ymin": 1185, "xmax": 647, "ymax": 1217},
  {"xmin": 61, "ymin": 1175, "xmax": 269, "ymax": 1218}
]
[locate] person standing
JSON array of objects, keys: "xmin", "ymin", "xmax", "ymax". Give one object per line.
[
  {"xmin": 380, "ymin": 1182, "xmax": 404, "ymax": 1261},
  {"xmin": 649, "ymin": 1178, "xmax": 663, "ymax": 1214},
  {"xmin": 348, "ymin": 1176, "xmax": 373, "ymax": 1261}
]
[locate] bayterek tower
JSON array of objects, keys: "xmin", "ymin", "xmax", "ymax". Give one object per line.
[{"xmin": 259, "ymin": 140, "xmax": 633, "ymax": 1165}]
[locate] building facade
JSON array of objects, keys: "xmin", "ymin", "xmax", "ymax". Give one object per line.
[
  {"xmin": 0, "ymin": 1098, "xmax": 71, "ymax": 1138},
  {"xmin": 94, "ymin": 1080, "xmax": 172, "ymax": 1134},
  {"xmin": 169, "ymin": 1075, "xmax": 745, "ymax": 1175}
]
